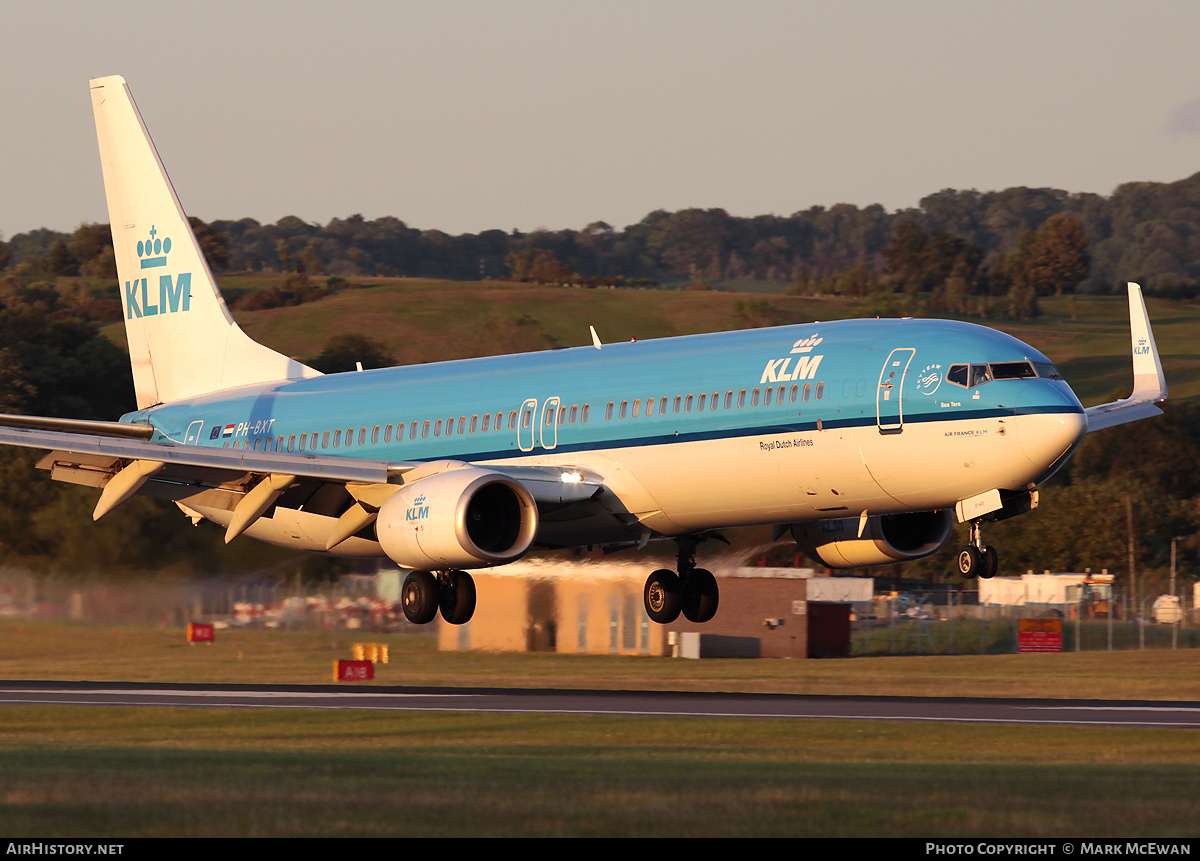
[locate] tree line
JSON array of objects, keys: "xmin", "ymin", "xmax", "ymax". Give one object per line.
[{"xmin": 5, "ymin": 171, "xmax": 1200, "ymax": 301}]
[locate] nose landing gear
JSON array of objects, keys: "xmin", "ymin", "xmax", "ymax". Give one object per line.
[{"xmin": 956, "ymin": 520, "xmax": 998, "ymax": 580}]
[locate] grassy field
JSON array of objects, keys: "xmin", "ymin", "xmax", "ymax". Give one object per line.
[
  {"xmin": 97, "ymin": 277, "xmax": 1200, "ymax": 406},
  {"xmin": 4, "ymin": 619, "xmax": 1200, "ymax": 700},
  {"xmin": 2, "ymin": 621, "xmax": 1199, "ymax": 836}
]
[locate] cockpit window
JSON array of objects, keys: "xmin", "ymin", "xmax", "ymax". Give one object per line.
[
  {"xmin": 990, "ymin": 361, "xmax": 1037, "ymax": 380},
  {"xmin": 1032, "ymin": 361, "xmax": 1063, "ymax": 380},
  {"xmin": 947, "ymin": 360, "xmax": 1062, "ymax": 388},
  {"xmin": 947, "ymin": 364, "xmax": 992, "ymax": 387}
]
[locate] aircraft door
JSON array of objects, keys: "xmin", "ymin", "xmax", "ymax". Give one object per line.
[
  {"xmin": 517, "ymin": 399, "xmax": 537, "ymax": 452},
  {"xmin": 185, "ymin": 420, "xmax": 204, "ymax": 445},
  {"xmin": 539, "ymin": 397, "xmax": 561, "ymax": 450},
  {"xmin": 876, "ymin": 348, "xmax": 916, "ymax": 434}
]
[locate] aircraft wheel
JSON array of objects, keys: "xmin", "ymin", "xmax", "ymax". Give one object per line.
[
  {"xmin": 682, "ymin": 568, "xmax": 719, "ymax": 623},
  {"xmin": 439, "ymin": 570, "xmax": 477, "ymax": 625},
  {"xmin": 644, "ymin": 569, "xmax": 682, "ymax": 624},
  {"xmin": 956, "ymin": 546, "xmax": 981, "ymax": 578},
  {"xmin": 979, "ymin": 545, "xmax": 999, "ymax": 580},
  {"xmin": 401, "ymin": 570, "xmax": 439, "ymax": 625}
]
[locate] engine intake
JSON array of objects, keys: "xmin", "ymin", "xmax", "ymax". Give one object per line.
[
  {"xmin": 790, "ymin": 509, "xmax": 953, "ymax": 568},
  {"xmin": 376, "ymin": 468, "xmax": 538, "ymax": 569}
]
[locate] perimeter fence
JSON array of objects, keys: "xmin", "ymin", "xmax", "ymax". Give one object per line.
[
  {"xmin": 854, "ymin": 590, "xmax": 1200, "ymax": 656},
  {"xmin": 0, "ymin": 567, "xmax": 412, "ymax": 633}
]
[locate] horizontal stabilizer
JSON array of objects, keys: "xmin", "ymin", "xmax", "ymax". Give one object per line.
[{"xmin": 0, "ymin": 414, "xmax": 154, "ymax": 439}]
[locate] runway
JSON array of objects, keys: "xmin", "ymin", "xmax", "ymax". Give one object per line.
[{"xmin": 2, "ymin": 681, "xmax": 1199, "ymax": 728}]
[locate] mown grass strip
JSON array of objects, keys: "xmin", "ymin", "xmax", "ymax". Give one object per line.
[{"xmin": 0, "ymin": 707, "xmax": 1197, "ymax": 837}]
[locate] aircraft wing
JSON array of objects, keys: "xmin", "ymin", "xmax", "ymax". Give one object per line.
[
  {"xmin": 1083, "ymin": 282, "xmax": 1168, "ymax": 433},
  {"xmin": 0, "ymin": 420, "xmax": 609, "ymax": 548}
]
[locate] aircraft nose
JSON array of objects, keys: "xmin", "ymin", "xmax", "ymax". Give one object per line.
[{"xmin": 1014, "ymin": 384, "xmax": 1087, "ymax": 472}]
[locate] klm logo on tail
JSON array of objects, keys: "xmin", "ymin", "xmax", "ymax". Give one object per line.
[{"xmin": 125, "ymin": 226, "xmax": 191, "ymax": 319}]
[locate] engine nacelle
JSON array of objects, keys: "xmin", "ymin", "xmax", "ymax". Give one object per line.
[
  {"xmin": 790, "ymin": 509, "xmax": 954, "ymax": 568},
  {"xmin": 376, "ymin": 468, "xmax": 538, "ymax": 570}
]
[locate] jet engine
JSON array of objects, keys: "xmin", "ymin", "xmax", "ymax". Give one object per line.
[
  {"xmin": 790, "ymin": 509, "xmax": 954, "ymax": 568},
  {"xmin": 376, "ymin": 468, "xmax": 538, "ymax": 570}
]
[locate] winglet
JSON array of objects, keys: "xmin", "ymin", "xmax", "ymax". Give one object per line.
[
  {"xmin": 590, "ymin": 325, "xmax": 602, "ymax": 350},
  {"xmin": 1084, "ymin": 283, "xmax": 1168, "ymax": 433}
]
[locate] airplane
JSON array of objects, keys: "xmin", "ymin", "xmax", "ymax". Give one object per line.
[{"xmin": 0, "ymin": 76, "xmax": 1168, "ymax": 627}]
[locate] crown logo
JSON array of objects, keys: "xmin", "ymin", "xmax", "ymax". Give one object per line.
[
  {"xmin": 137, "ymin": 225, "xmax": 172, "ymax": 269},
  {"xmin": 791, "ymin": 334, "xmax": 823, "ymax": 354}
]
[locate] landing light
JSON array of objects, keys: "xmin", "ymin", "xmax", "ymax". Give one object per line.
[{"xmin": 561, "ymin": 471, "xmax": 583, "ymax": 484}]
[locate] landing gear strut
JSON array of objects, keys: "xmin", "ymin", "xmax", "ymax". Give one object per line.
[
  {"xmin": 956, "ymin": 520, "xmax": 998, "ymax": 580},
  {"xmin": 643, "ymin": 534, "xmax": 721, "ymax": 624},
  {"xmin": 401, "ymin": 569, "xmax": 477, "ymax": 625}
]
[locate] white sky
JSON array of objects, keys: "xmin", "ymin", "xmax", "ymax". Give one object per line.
[{"xmin": 3, "ymin": 0, "xmax": 1200, "ymax": 241}]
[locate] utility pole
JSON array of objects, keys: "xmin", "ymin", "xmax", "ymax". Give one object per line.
[{"xmin": 1126, "ymin": 495, "xmax": 1136, "ymax": 620}]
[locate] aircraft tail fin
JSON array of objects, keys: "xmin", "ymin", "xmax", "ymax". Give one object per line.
[
  {"xmin": 1084, "ymin": 282, "xmax": 1167, "ymax": 433},
  {"xmin": 89, "ymin": 76, "xmax": 319, "ymax": 410}
]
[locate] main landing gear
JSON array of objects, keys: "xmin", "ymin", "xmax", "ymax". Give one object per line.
[
  {"xmin": 956, "ymin": 519, "xmax": 998, "ymax": 580},
  {"xmin": 643, "ymin": 534, "xmax": 722, "ymax": 625},
  {"xmin": 401, "ymin": 569, "xmax": 477, "ymax": 625}
]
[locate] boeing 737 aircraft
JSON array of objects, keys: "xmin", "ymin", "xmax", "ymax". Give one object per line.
[{"xmin": 0, "ymin": 77, "xmax": 1169, "ymax": 627}]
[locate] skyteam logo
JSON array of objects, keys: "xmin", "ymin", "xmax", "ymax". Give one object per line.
[
  {"xmin": 125, "ymin": 225, "xmax": 191, "ymax": 319},
  {"xmin": 916, "ymin": 363, "xmax": 943, "ymax": 395}
]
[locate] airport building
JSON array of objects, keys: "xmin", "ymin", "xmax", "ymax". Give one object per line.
[{"xmin": 379, "ymin": 562, "xmax": 870, "ymax": 659}]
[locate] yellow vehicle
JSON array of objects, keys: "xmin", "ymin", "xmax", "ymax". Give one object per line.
[{"xmin": 1065, "ymin": 575, "xmax": 1116, "ymax": 620}]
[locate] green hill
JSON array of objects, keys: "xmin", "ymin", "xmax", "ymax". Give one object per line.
[{"xmin": 103, "ymin": 274, "xmax": 1195, "ymax": 408}]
